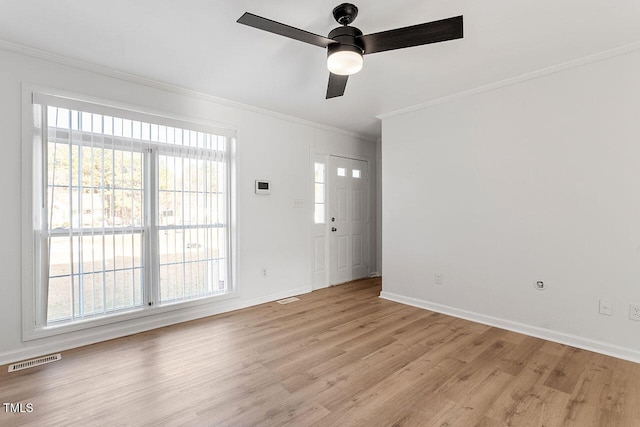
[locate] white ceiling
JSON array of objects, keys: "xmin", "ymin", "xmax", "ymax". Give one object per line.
[{"xmin": 1, "ymin": 0, "xmax": 639, "ymax": 140}]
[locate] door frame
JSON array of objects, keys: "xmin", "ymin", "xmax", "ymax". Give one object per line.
[{"xmin": 309, "ymin": 149, "xmax": 372, "ymax": 290}]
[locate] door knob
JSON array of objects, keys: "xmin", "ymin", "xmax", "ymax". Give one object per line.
[{"xmin": 331, "ymin": 227, "xmax": 337, "ymax": 232}]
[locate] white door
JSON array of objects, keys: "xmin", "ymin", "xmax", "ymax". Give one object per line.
[{"xmin": 328, "ymin": 156, "xmax": 369, "ymax": 285}]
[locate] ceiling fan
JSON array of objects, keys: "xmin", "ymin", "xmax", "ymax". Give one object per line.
[{"xmin": 237, "ymin": 3, "xmax": 463, "ymax": 99}]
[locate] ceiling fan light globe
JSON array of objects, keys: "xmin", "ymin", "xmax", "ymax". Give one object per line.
[{"xmin": 327, "ymin": 50, "xmax": 363, "ymax": 75}]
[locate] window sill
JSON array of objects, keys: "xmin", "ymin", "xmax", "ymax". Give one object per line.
[{"xmin": 23, "ymin": 290, "xmax": 239, "ymax": 342}]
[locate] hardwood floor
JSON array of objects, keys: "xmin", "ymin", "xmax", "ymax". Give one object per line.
[{"xmin": 1, "ymin": 278, "xmax": 640, "ymax": 426}]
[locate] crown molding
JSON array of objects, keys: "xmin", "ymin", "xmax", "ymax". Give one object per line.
[
  {"xmin": 378, "ymin": 40, "xmax": 640, "ymax": 120},
  {"xmin": 0, "ymin": 39, "xmax": 374, "ymax": 143}
]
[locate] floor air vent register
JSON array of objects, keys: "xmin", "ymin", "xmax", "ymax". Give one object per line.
[
  {"xmin": 276, "ymin": 297, "xmax": 300, "ymax": 305},
  {"xmin": 8, "ymin": 353, "xmax": 62, "ymax": 372}
]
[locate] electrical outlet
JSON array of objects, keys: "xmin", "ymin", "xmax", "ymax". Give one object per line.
[
  {"xmin": 262, "ymin": 268, "xmax": 268, "ymax": 278},
  {"xmin": 629, "ymin": 304, "xmax": 640, "ymax": 322},
  {"xmin": 599, "ymin": 299, "xmax": 613, "ymax": 316},
  {"xmin": 434, "ymin": 273, "xmax": 443, "ymax": 285}
]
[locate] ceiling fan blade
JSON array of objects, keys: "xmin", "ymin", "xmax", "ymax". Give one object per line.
[
  {"xmin": 237, "ymin": 12, "xmax": 335, "ymax": 48},
  {"xmin": 326, "ymin": 73, "xmax": 349, "ymax": 99},
  {"xmin": 358, "ymin": 15, "xmax": 463, "ymax": 55}
]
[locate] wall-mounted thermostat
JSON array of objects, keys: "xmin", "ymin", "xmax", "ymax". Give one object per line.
[{"xmin": 255, "ymin": 180, "xmax": 271, "ymax": 195}]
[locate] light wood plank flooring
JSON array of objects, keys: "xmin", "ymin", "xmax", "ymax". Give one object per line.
[{"xmin": 1, "ymin": 278, "xmax": 640, "ymax": 426}]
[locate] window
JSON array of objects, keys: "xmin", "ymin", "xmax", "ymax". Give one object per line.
[
  {"xmin": 314, "ymin": 162, "xmax": 325, "ymax": 224},
  {"xmin": 27, "ymin": 92, "xmax": 234, "ymax": 332},
  {"xmin": 352, "ymin": 169, "xmax": 361, "ymax": 178},
  {"xmin": 337, "ymin": 167, "xmax": 346, "ymax": 177}
]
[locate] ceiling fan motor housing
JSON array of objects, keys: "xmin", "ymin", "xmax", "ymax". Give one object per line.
[{"xmin": 328, "ymin": 25, "xmax": 364, "ymax": 57}]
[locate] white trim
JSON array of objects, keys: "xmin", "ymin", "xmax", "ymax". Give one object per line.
[
  {"xmin": 380, "ymin": 291, "xmax": 640, "ymax": 364},
  {"xmin": 21, "ymin": 87, "xmax": 37, "ymax": 341},
  {"xmin": 229, "ymin": 136, "xmax": 240, "ymax": 318},
  {"xmin": 0, "ymin": 39, "xmax": 374, "ymax": 143},
  {"xmin": 312, "ymin": 148, "xmax": 372, "ymax": 164},
  {"xmin": 2, "ymin": 286, "xmax": 311, "ymax": 366},
  {"xmin": 378, "ymin": 40, "xmax": 640, "ymax": 120}
]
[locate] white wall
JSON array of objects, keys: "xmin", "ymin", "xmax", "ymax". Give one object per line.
[
  {"xmin": 381, "ymin": 48, "xmax": 640, "ymax": 362},
  {"xmin": 0, "ymin": 46, "xmax": 377, "ymax": 364}
]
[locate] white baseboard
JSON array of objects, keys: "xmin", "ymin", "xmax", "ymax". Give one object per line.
[
  {"xmin": 380, "ymin": 291, "xmax": 640, "ymax": 364},
  {"xmin": 0, "ymin": 286, "xmax": 311, "ymax": 366}
]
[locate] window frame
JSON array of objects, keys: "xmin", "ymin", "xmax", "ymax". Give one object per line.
[
  {"xmin": 21, "ymin": 86, "xmax": 238, "ymax": 341},
  {"xmin": 313, "ymin": 162, "xmax": 326, "ymax": 224}
]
